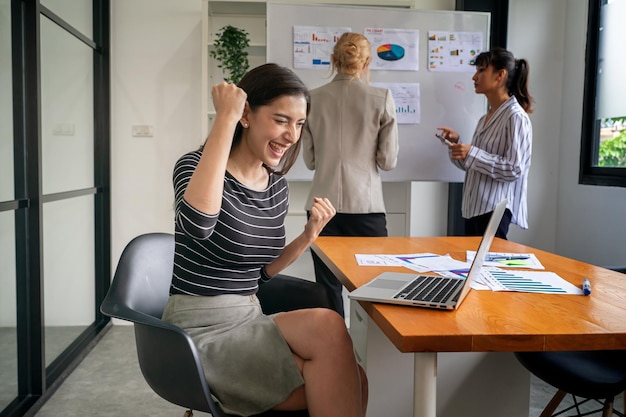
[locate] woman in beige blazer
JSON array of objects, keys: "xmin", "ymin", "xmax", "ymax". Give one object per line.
[{"xmin": 300, "ymin": 32, "xmax": 399, "ymax": 317}]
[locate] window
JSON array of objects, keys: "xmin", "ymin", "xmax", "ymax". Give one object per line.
[{"xmin": 580, "ymin": 0, "xmax": 626, "ymax": 187}]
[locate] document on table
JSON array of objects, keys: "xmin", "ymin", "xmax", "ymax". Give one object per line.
[
  {"xmin": 355, "ymin": 253, "xmax": 470, "ymax": 272},
  {"xmin": 478, "ymin": 269, "xmax": 583, "ymax": 294},
  {"xmin": 355, "ymin": 253, "xmax": 583, "ymax": 295},
  {"xmin": 466, "ymin": 251, "xmax": 545, "ymax": 269}
]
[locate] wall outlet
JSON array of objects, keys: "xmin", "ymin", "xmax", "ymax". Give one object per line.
[
  {"xmin": 53, "ymin": 123, "xmax": 75, "ymax": 136},
  {"xmin": 132, "ymin": 125, "xmax": 154, "ymax": 137}
]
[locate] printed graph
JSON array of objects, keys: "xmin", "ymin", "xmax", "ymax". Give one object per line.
[{"xmin": 480, "ymin": 270, "xmax": 583, "ymax": 295}]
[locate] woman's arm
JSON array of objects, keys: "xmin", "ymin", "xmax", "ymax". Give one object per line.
[
  {"xmin": 376, "ymin": 90, "xmax": 399, "ymax": 171},
  {"xmin": 183, "ymin": 82, "xmax": 247, "ymax": 215},
  {"xmin": 301, "ymin": 120, "xmax": 316, "ymax": 170},
  {"xmin": 462, "ymin": 113, "xmax": 532, "ymax": 182},
  {"xmin": 262, "ymin": 197, "xmax": 335, "ymax": 278}
]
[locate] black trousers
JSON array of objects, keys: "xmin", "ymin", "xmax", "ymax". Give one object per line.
[
  {"xmin": 465, "ymin": 208, "xmax": 512, "ymax": 240},
  {"xmin": 307, "ymin": 212, "xmax": 388, "ymax": 317}
]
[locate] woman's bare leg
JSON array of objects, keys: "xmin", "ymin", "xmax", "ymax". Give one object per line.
[{"xmin": 272, "ymin": 308, "xmax": 367, "ymax": 417}]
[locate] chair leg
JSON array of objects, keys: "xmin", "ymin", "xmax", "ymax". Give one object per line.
[
  {"xmin": 601, "ymin": 398, "xmax": 613, "ymax": 417},
  {"xmin": 540, "ymin": 389, "xmax": 567, "ymax": 417},
  {"xmin": 184, "ymin": 410, "xmax": 193, "ymax": 417}
]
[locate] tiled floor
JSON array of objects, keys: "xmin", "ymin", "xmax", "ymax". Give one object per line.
[{"xmin": 28, "ymin": 324, "xmax": 623, "ymax": 417}]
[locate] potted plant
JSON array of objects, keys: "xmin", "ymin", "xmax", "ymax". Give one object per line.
[{"xmin": 210, "ymin": 25, "xmax": 250, "ymax": 84}]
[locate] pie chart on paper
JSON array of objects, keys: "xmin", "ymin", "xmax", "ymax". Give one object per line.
[{"xmin": 376, "ymin": 44, "xmax": 405, "ymax": 61}]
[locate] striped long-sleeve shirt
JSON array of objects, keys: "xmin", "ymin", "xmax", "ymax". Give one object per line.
[
  {"xmin": 170, "ymin": 150, "xmax": 288, "ymax": 296},
  {"xmin": 451, "ymin": 96, "xmax": 532, "ymax": 229}
]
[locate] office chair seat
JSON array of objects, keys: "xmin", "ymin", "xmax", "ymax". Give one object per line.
[
  {"xmin": 515, "ymin": 351, "xmax": 626, "ymax": 400},
  {"xmin": 516, "ymin": 350, "xmax": 626, "ymax": 417},
  {"xmin": 515, "ymin": 266, "xmax": 626, "ymax": 417},
  {"xmin": 102, "ymin": 233, "xmax": 334, "ymax": 417}
]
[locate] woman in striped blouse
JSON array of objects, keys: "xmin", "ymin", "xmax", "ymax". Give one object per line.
[
  {"xmin": 438, "ymin": 47, "xmax": 534, "ymax": 239},
  {"xmin": 163, "ymin": 64, "xmax": 368, "ymax": 416}
]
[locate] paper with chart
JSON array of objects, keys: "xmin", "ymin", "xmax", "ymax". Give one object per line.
[
  {"xmin": 479, "ymin": 270, "xmax": 583, "ymax": 295},
  {"xmin": 365, "ymin": 27, "xmax": 419, "ymax": 71},
  {"xmin": 293, "ymin": 26, "xmax": 351, "ymax": 69},
  {"xmin": 466, "ymin": 251, "xmax": 545, "ymax": 269},
  {"xmin": 427, "ymin": 30, "xmax": 483, "ymax": 72},
  {"xmin": 355, "ymin": 252, "xmax": 469, "ymax": 272},
  {"xmin": 372, "ymin": 82, "xmax": 420, "ymax": 124}
]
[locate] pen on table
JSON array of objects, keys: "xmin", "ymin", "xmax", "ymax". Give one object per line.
[
  {"xmin": 582, "ymin": 278, "xmax": 592, "ymax": 296},
  {"xmin": 486, "ymin": 255, "xmax": 530, "ymax": 261}
]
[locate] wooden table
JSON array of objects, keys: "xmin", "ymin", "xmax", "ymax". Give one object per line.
[{"xmin": 311, "ymin": 236, "xmax": 626, "ymax": 417}]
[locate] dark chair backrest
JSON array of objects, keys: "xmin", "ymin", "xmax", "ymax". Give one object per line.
[
  {"xmin": 101, "ymin": 233, "xmax": 315, "ymax": 417},
  {"xmin": 103, "ymin": 232, "xmax": 174, "ymax": 320},
  {"xmin": 101, "ymin": 233, "xmax": 230, "ymax": 417}
]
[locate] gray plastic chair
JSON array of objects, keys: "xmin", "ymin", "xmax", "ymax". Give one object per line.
[{"xmin": 101, "ymin": 232, "xmax": 333, "ymax": 417}]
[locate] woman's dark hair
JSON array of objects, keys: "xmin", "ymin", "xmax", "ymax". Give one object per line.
[
  {"xmin": 474, "ymin": 47, "xmax": 534, "ymax": 114},
  {"xmin": 235, "ymin": 63, "xmax": 310, "ymax": 175}
]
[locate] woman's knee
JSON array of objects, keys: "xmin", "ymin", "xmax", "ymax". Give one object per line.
[
  {"xmin": 313, "ymin": 307, "xmax": 348, "ymax": 331},
  {"xmin": 302, "ymin": 308, "xmax": 352, "ymax": 348},
  {"xmin": 323, "ymin": 309, "xmax": 355, "ymax": 351}
]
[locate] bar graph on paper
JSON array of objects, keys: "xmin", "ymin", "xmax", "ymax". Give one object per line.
[
  {"xmin": 479, "ymin": 270, "xmax": 584, "ymax": 295},
  {"xmin": 371, "ymin": 82, "xmax": 420, "ymax": 124}
]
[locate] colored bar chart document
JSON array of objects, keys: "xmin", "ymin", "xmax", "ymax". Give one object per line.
[
  {"xmin": 372, "ymin": 82, "xmax": 420, "ymax": 124},
  {"xmin": 479, "ymin": 270, "xmax": 584, "ymax": 295},
  {"xmin": 427, "ymin": 30, "xmax": 483, "ymax": 72},
  {"xmin": 293, "ymin": 26, "xmax": 351, "ymax": 69}
]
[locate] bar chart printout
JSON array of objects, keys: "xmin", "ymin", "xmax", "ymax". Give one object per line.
[
  {"xmin": 480, "ymin": 270, "xmax": 584, "ymax": 295},
  {"xmin": 293, "ymin": 25, "xmax": 351, "ymax": 69},
  {"xmin": 372, "ymin": 82, "xmax": 420, "ymax": 124}
]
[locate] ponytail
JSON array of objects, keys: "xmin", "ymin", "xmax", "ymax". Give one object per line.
[{"xmin": 511, "ymin": 59, "xmax": 534, "ymax": 114}]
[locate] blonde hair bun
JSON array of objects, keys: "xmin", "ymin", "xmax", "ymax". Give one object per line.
[{"xmin": 332, "ymin": 32, "xmax": 371, "ymax": 77}]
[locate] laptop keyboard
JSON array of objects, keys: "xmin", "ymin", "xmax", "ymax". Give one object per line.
[{"xmin": 394, "ymin": 275, "xmax": 462, "ymax": 303}]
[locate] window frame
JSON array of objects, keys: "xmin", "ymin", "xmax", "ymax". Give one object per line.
[
  {"xmin": 2, "ymin": 1, "xmax": 110, "ymax": 416},
  {"xmin": 579, "ymin": 0, "xmax": 626, "ymax": 187}
]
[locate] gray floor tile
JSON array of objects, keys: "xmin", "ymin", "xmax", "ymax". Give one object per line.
[
  {"xmin": 33, "ymin": 325, "xmax": 210, "ymax": 417},
  {"xmin": 31, "ymin": 325, "xmax": 624, "ymax": 417}
]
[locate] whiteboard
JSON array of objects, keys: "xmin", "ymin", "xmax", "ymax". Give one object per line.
[{"xmin": 266, "ymin": 3, "xmax": 490, "ymax": 182}]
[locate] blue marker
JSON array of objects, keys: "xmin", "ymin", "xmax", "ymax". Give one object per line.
[{"xmin": 582, "ymin": 278, "xmax": 592, "ymax": 296}]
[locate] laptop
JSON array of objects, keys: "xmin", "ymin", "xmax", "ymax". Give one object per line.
[{"xmin": 348, "ymin": 199, "xmax": 508, "ymax": 310}]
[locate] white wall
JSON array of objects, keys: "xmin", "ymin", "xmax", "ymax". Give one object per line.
[
  {"xmin": 507, "ymin": 0, "xmax": 626, "ymax": 267},
  {"xmin": 110, "ymin": 0, "xmax": 626, "ymax": 287},
  {"xmin": 505, "ymin": 0, "xmax": 566, "ymax": 251},
  {"xmin": 111, "ymin": 0, "xmax": 203, "ymax": 268}
]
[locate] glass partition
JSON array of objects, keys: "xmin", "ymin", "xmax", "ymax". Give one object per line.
[
  {"xmin": 40, "ymin": 0, "xmax": 92, "ymax": 40},
  {"xmin": 0, "ymin": 0, "xmax": 17, "ymax": 409},
  {"xmin": 0, "ymin": 0, "xmax": 14, "ymax": 203},
  {"xmin": 0, "ymin": 211, "xmax": 17, "ymax": 415},
  {"xmin": 40, "ymin": 16, "xmax": 94, "ymax": 195},
  {"xmin": 43, "ymin": 195, "xmax": 95, "ymax": 366}
]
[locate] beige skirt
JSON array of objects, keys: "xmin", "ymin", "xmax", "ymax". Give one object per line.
[{"xmin": 162, "ymin": 294, "xmax": 304, "ymax": 416}]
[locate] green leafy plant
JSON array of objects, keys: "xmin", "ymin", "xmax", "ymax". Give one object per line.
[
  {"xmin": 599, "ymin": 117, "xmax": 626, "ymax": 167},
  {"xmin": 210, "ymin": 25, "xmax": 250, "ymax": 84},
  {"xmin": 598, "ymin": 131, "xmax": 626, "ymax": 167}
]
